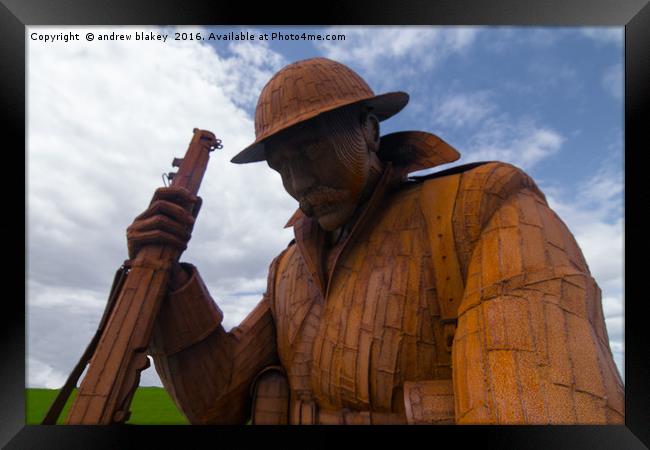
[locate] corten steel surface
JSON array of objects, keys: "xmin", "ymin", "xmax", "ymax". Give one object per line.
[
  {"xmin": 63, "ymin": 129, "xmax": 220, "ymax": 424},
  {"xmin": 92, "ymin": 57, "xmax": 623, "ymax": 425},
  {"xmin": 150, "ymin": 158, "xmax": 623, "ymax": 424}
]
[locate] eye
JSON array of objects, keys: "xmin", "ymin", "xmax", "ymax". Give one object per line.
[
  {"xmin": 268, "ymin": 151, "xmax": 293, "ymax": 177},
  {"xmin": 266, "ymin": 144, "xmax": 285, "ymax": 169}
]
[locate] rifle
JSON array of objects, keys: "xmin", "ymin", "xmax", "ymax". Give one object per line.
[{"xmin": 43, "ymin": 128, "xmax": 221, "ymax": 424}]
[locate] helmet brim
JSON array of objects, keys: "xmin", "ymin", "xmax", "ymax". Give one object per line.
[{"xmin": 230, "ymin": 91, "xmax": 409, "ymax": 164}]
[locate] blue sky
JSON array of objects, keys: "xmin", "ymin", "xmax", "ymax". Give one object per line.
[
  {"xmin": 27, "ymin": 26, "xmax": 623, "ymax": 388},
  {"xmin": 217, "ymin": 26, "xmax": 623, "ymax": 187}
]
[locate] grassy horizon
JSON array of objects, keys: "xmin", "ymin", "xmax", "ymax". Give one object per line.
[{"xmin": 26, "ymin": 387, "xmax": 190, "ymax": 425}]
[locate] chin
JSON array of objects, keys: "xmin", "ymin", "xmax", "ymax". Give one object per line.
[
  {"xmin": 318, "ymin": 217, "xmax": 341, "ymax": 232},
  {"xmin": 317, "ymin": 206, "xmax": 353, "ymax": 231}
]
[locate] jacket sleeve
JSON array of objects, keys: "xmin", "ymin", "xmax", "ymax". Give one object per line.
[
  {"xmin": 450, "ymin": 162, "xmax": 624, "ymax": 424},
  {"xmin": 148, "ymin": 260, "xmax": 280, "ymax": 424}
]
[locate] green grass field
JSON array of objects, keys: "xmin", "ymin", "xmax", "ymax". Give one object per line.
[{"xmin": 26, "ymin": 387, "xmax": 190, "ymax": 425}]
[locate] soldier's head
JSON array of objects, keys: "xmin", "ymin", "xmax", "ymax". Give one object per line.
[{"xmin": 231, "ymin": 58, "xmax": 409, "ymax": 231}]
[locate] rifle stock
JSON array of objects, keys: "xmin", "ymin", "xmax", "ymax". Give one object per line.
[{"xmin": 63, "ymin": 128, "xmax": 221, "ymax": 424}]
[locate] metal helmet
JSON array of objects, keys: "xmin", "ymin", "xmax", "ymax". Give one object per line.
[{"xmin": 231, "ymin": 57, "xmax": 409, "ymax": 164}]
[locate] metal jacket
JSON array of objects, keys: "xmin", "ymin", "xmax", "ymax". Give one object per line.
[{"xmin": 149, "ymin": 132, "xmax": 624, "ymax": 425}]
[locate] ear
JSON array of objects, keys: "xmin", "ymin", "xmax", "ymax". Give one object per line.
[{"xmin": 360, "ymin": 109, "xmax": 380, "ymax": 153}]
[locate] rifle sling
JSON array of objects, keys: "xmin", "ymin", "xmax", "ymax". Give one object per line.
[{"xmin": 41, "ymin": 262, "xmax": 130, "ymax": 425}]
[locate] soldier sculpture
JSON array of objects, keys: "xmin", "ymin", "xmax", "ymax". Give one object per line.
[{"xmin": 125, "ymin": 58, "xmax": 624, "ymax": 424}]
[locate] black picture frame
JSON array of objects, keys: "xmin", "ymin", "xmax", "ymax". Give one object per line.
[{"xmin": 2, "ymin": 0, "xmax": 648, "ymax": 448}]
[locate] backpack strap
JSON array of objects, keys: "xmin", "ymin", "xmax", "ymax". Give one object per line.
[{"xmin": 418, "ymin": 174, "xmax": 465, "ymax": 352}]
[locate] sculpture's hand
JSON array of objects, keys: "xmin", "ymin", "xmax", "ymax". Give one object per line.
[{"xmin": 126, "ymin": 186, "xmax": 202, "ymax": 288}]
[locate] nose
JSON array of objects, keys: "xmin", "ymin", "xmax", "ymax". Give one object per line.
[{"xmin": 288, "ymin": 158, "xmax": 316, "ymax": 196}]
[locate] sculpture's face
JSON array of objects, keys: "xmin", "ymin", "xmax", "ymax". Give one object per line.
[{"xmin": 265, "ymin": 108, "xmax": 375, "ymax": 231}]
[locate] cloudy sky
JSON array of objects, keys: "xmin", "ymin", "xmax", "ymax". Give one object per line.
[{"xmin": 27, "ymin": 26, "xmax": 624, "ymax": 388}]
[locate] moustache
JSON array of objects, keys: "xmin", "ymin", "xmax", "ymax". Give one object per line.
[{"xmin": 299, "ymin": 186, "xmax": 349, "ymax": 217}]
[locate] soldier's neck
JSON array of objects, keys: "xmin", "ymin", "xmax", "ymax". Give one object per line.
[{"xmin": 327, "ymin": 156, "xmax": 384, "ymax": 247}]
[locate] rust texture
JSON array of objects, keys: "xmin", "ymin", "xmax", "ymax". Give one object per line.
[{"xmin": 137, "ymin": 58, "xmax": 622, "ymax": 424}]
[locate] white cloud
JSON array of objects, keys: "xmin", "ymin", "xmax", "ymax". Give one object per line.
[
  {"xmin": 27, "ymin": 26, "xmax": 292, "ymax": 387},
  {"xmin": 462, "ymin": 121, "xmax": 565, "ymax": 170},
  {"xmin": 220, "ymin": 38, "xmax": 286, "ymax": 108},
  {"xmin": 485, "ymin": 27, "xmax": 574, "ymax": 53},
  {"xmin": 605, "ymin": 315, "xmax": 624, "ymax": 379},
  {"xmin": 28, "ymin": 280, "xmax": 107, "ymax": 312},
  {"xmin": 527, "ymin": 61, "xmax": 578, "ymax": 90},
  {"xmin": 425, "ymin": 87, "xmax": 566, "ymax": 173},
  {"xmin": 316, "ymin": 26, "xmax": 480, "ymax": 89},
  {"xmin": 432, "ymin": 91, "xmax": 496, "ymax": 129},
  {"xmin": 525, "ymin": 28, "xmax": 565, "ymax": 47},
  {"xmin": 608, "ymin": 337, "xmax": 624, "ymax": 377},
  {"xmin": 27, "ymin": 358, "xmax": 68, "ymax": 389},
  {"xmin": 602, "ymin": 296, "xmax": 623, "ymax": 320},
  {"xmin": 545, "ymin": 159, "xmax": 622, "ymax": 227},
  {"xmin": 218, "ymin": 294, "xmax": 268, "ymax": 331},
  {"xmin": 602, "ymin": 63, "xmax": 623, "ymax": 100},
  {"xmin": 580, "ymin": 27, "xmax": 624, "ymax": 46},
  {"xmin": 573, "ymin": 220, "xmax": 624, "ymax": 289}
]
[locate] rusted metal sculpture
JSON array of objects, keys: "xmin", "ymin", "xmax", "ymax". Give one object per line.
[
  {"xmin": 44, "ymin": 129, "xmax": 222, "ymax": 425},
  {"xmin": 62, "ymin": 57, "xmax": 625, "ymax": 425}
]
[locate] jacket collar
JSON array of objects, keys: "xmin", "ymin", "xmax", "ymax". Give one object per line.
[{"xmin": 376, "ymin": 130, "xmax": 461, "ymax": 179}]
